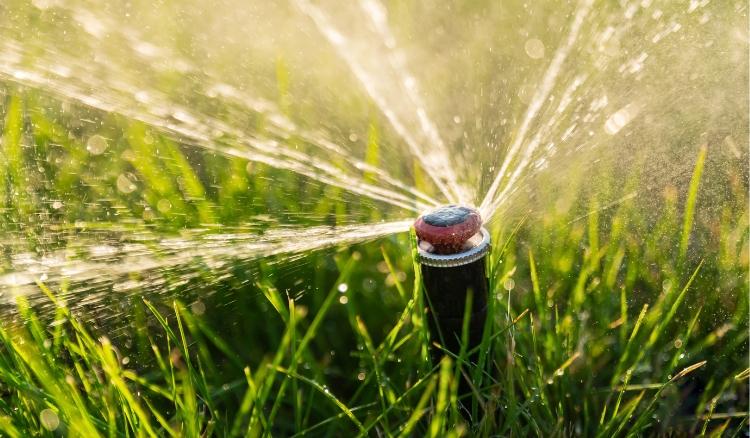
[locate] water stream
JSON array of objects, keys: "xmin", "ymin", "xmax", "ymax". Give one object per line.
[{"xmin": 0, "ymin": 0, "xmax": 746, "ymax": 312}]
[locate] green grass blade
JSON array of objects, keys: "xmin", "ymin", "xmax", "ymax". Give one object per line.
[
  {"xmin": 276, "ymin": 367, "xmax": 367, "ymax": 434},
  {"xmin": 356, "ymin": 316, "xmax": 391, "ymax": 435},
  {"xmin": 430, "ymin": 357, "xmax": 453, "ymax": 437},
  {"xmin": 397, "ymin": 375, "xmax": 437, "ymax": 437},
  {"xmin": 626, "ymin": 361, "xmax": 707, "ymax": 436},
  {"xmin": 701, "ymin": 379, "xmax": 731, "ymax": 436},
  {"xmin": 677, "ymin": 145, "xmax": 707, "ymax": 275},
  {"xmin": 611, "ymin": 304, "xmax": 648, "ymax": 386},
  {"xmin": 381, "ymin": 246, "xmax": 407, "ymax": 304},
  {"xmin": 290, "ymin": 402, "xmax": 378, "ymax": 438}
]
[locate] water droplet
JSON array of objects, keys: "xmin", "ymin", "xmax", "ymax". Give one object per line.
[
  {"xmin": 157, "ymin": 198, "xmax": 172, "ymax": 213},
  {"xmin": 338, "ymin": 283, "xmax": 348, "ymax": 293},
  {"xmin": 190, "ymin": 301, "xmax": 206, "ymax": 316},
  {"xmin": 518, "ymin": 84, "xmax": 535, "ymax": 105},
  {"xmin": 362, "ymin": 278, "xmax": 376, "ymax": 293},
  {"xmin": 525, "ymin": 38, "xmax": 545, "ymax": 59},
  {"xmin": 86, "ymin": 134, "xmax": 108, "ymax": 155},
  {"xmin": 40, "ymin": 409, "xmax": 59, "ymax": 431},
  {"xmin": 604, "ymin": 106, "xmax": 634, "ymax": 135},
  {"xmin": 117, "ymin": 173, "xmax": 137, "ymax": 194},
  {"xmin": 142, "ymin": 208, "xmax": 156, "ymax": 220}
]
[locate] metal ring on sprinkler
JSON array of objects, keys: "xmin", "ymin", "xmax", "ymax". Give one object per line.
[{"xmin": 416, "ymin": 227, "xmax": 490, "ymax": 267}]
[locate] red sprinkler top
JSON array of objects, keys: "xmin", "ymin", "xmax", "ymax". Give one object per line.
[{"xmin": 414, "ymin": 205, "xmax": 482, "ymax": 255}]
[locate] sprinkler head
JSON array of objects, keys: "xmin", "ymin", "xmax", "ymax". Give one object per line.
[
  {"xmin": 412, "ymin": 205, "xmax": 491, "ymax": 413},
  {"xmin": 414, "ymin": 205, "xmax": 482, "ymax": 255}
]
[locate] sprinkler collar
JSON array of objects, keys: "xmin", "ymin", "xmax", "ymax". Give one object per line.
[{"xmin": 416, "ymin": 227, "xmax": 490, "ymax": 267}]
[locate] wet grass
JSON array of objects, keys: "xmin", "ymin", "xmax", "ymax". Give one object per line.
[{"xmin": 0, "ymin": 82, "xmax": 747, "ymax": 438}]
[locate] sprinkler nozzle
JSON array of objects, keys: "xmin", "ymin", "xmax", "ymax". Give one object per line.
[{"xmin": 414, "ymin": 205, "xmax": 482, "ymax": 254}]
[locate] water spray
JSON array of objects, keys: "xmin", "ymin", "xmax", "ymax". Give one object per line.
[{"xmin": 413, "ymin": 205, "xmax": 490, "ymax": 365}]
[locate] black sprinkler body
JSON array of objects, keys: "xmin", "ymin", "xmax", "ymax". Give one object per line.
[{"xmin": 413, "ymin": 205, "xmax": 490, "ymax": 365}]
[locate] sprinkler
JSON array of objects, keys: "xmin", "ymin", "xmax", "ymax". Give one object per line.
[{"xmin": 413, "ymin": 205, "xmax": 490, "ymax": 365}]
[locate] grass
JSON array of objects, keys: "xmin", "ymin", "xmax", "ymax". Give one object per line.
[{"xmin": 0, "ymin": 24, "xmax": 747, "ymax": 436}]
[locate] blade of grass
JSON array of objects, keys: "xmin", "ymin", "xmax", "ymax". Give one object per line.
[
  {"xmin": 665, "ymin": 306, "xmax": 702, "ymax": 377},
  {"xmin": 676, "ymin": 145, "xmax": 707, "ymax": 276},
  {"xmin": 609, "ymin": 390, "xmax": 645, "ymax": 438},
  {"xmin": 529, "ymin": 249, "xmax": 545, "ymax": 323},
  {"xmin": 289, "ymin": 402, "xmax": 378, "ymax": 438},
  {"xmin": 496, "ymin": 210, "xmax": 531, "ymax": 260},
  {"xmin": 701, "ymin": 379, "xmax": 731, "ymax": 436},
  {"xmin": 642, "ymin": 262, "xmax": 704, "ymax": 358},
  {"xmin": 141, "ymin": 300, "xmax": 214, "ymax": 418},
  {"xmin": 729, "ymin": 415, "xmax": 748, "ymax": 438},
  {"xmin": 499, "ymin": 352, "xmax": 581, "ymax": 436},
  {"xmin": 381, "ymin": 247, "xmax": 407, "ymax": 304},
  {"xmin": 378, "ymin": 299, "xmax": 416, "ymax": 359},
  {"xmin": 356, "ymin": 363, "xmax": 440, "ymax": 438},
  {"xmin": 450, "ymin": 289, "xmax": 472, "ymax": 423},
  {"xmin": 230, "ymin": 365, "xmax": 267, "ymax": 437},
  {"xmin": 626, "ymin": 361, "xmax": 707, "ymax": 436},
  {"xmin": 409, "ymin": 227, "xmax": 431, "ymax": 374},
  {"xmin": 275, "ymin": 367, "xmax": 367, "ymax": 434},
  {"xmin": 177, "ymin": 306, "xmax": 245, "ymax": 370},
  {"xmin": 430, "ymin": 357, "xmax": 453, "ymax": 438},
  {"xmin": 397, "ymin": 375, "xmax": 437, "ymax": 437},
  {"xmin": 290, "ymin": 299, "xmax": 301, "ymax": 433},
  {"xmin": 610, "ymin": 304, "xmax": 648, "ymax": 386},
  {"xmin": 708, "ymin": 419, "xmax": 732, "ymax": 438},
  {"xmin": 356, "ymin": 316, "xmax": 391, "ymax": 435}
]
